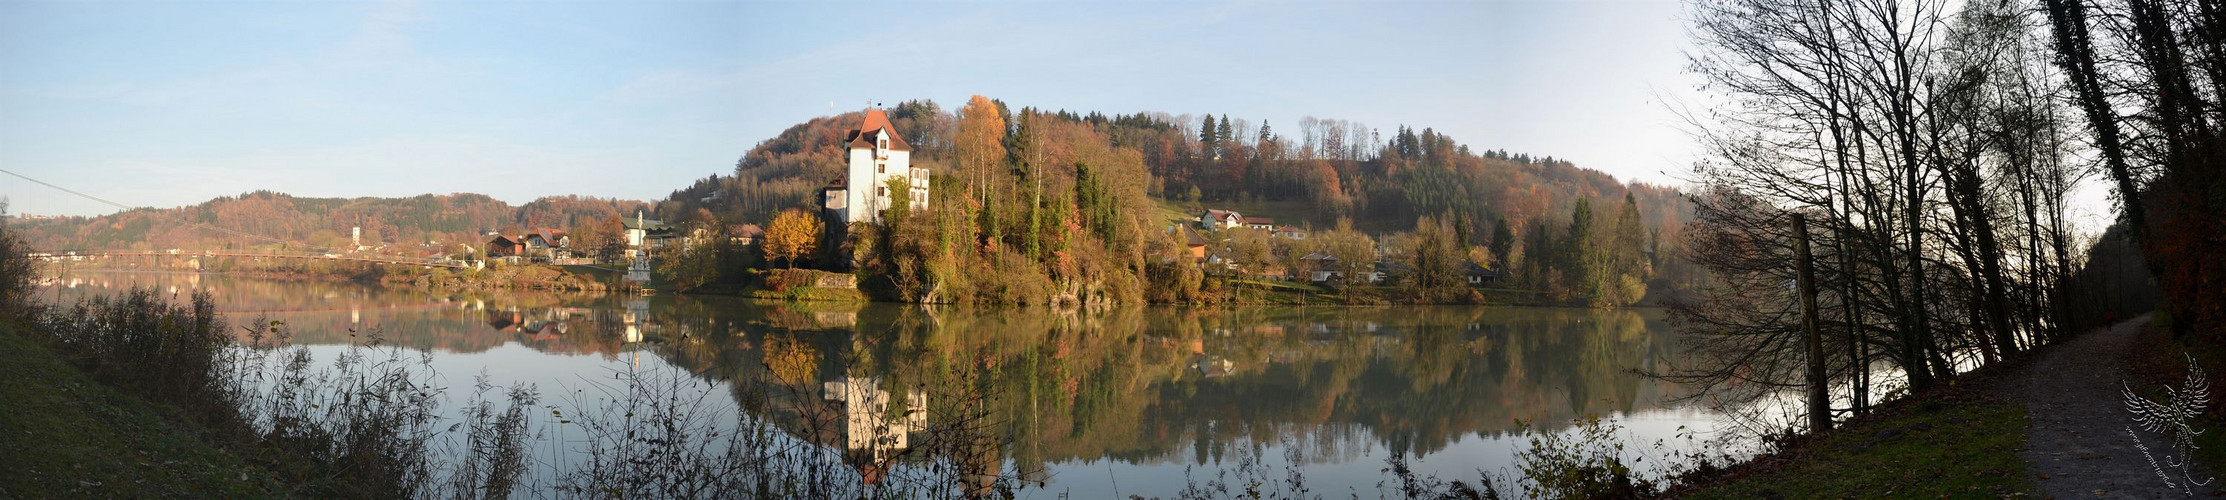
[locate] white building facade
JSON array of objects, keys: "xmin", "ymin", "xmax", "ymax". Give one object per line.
[{"xmin": 824, "ymin": 109, "xmax": 930, "ymax": 225}]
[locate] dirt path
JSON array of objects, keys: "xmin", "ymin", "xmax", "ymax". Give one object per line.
[{"xmin": 2020, "ymin": 314, "xmax": 2221, "ymax": 498}]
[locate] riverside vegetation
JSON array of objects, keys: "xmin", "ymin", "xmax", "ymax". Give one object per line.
[{"xmin": 3, "ymin": 216, "xmax": 1740, "ymax": 498}]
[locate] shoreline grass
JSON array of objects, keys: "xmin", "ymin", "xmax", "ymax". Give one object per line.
[
  {"xmin": 1668, "ymin": 355, "xmax": 2034, "ymax": 498},
  {"xmin": 0, "ymin": 320, "xmax": 281, "ymax": 498}
]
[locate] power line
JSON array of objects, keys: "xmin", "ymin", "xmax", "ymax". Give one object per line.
[
  {"xmin": 0, "ymin": 167, "xmax": 137, "ymax": 212},
  {"xmin": 0, "ymin": 166, "xmax": 294, "ymax": 246}
]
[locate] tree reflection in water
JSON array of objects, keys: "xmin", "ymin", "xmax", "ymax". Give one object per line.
[{"xmin": 46, "ymin": 271, "xmax": 1722, "ymax": 496}]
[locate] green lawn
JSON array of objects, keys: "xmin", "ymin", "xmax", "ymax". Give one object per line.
[
  {"xmin": 1678, "ymin": 385, "xmax": 2031, "ymax": 498},
  {"xmin": 0, "ymin": 322, "xmax": 280, "ymax": 498}
]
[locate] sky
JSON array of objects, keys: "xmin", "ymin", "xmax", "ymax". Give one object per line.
[{"xmin": 1, "ymin": 0, "xmax": 1713, "ymax": 218}]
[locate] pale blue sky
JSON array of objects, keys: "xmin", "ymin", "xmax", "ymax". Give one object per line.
[{"xmin": 0, "ymin": 0, "xmax": 1705, "ymax": 217}]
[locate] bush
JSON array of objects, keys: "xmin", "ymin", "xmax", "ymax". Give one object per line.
[
  {"xmin": 1516, "ymin": 416, "xmax": 1654, "ymax": 499},
  {"xmin": 0, "ymin": 219, "xmax": 39, "ymax": 317},
  {"xmin": 33, "ymin": 289, "xmax": 242, "ymax": 430},
  {"xmin": 23, "ymin": 285, "xmax": 539, "ymax": 498}
]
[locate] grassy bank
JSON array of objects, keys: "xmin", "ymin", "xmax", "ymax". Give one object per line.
[
  {"xmin": 0, "ymin": 321, "xmax": 279, "ymax": 498},
  {"xmin": 1671, "ymin": 362, "xmax": 2032, "ymax": 498}
]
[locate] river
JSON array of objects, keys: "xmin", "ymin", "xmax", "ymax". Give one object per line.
[{"xmin": 41, "ymin": 271, "xmax": 1734, "ymax": 498}]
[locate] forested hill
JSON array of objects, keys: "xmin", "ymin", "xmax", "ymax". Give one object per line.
[
  {"xmin": 664, "ymin": 100, "xmax": 1688, "ymax": 241},
  {"xmin": 643, "ymin": 97, "xmax": 1696, "ymax": 305},
  {"xmin": 13, "ymin": 191, "xmax": 649, "ymax": 253}
]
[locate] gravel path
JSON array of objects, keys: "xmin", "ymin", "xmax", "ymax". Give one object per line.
[{"xmin": 2021, "ymin": 314, "xmax": 2221, "ymax": 498}]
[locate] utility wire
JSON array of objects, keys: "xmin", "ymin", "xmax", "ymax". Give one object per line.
[
  {"xmin": 0, "ymin": 166, "xmax": 137, "ymax": 212},
  {"xmin": 0, "ymin": 166, "xmax": 295, "ymax": 246}
]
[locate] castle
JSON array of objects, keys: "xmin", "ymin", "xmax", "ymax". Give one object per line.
[{"xmin": 822, "ymin": 109, "xmax": 930, "ymax": 225}]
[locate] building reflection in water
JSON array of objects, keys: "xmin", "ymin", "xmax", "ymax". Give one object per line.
[
  {"xmin": 622, "ymin": 298, "xmax": 651, "ymax": 344},
  {"xmin": 40, "ymin": 271, "xmax": 1719, "ymax": 496},
  {"xmin": 820, "ymin": 376, "xmax": 926, "ymax": 484}
]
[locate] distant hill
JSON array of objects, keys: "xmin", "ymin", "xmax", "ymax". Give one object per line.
[
  {"xmin": 663, "ymin": 99, "xmax": 1689, "ymax": 242},
  {"xmin": 13, "ymin": 191, "xmax": 650, "ymax": 253}
]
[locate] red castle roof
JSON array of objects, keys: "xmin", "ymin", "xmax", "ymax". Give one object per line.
[{"xmin": 844, "ymin": 109, "xmax": 913, "ymax": 152}]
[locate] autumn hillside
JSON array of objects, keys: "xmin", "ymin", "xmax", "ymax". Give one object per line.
[
  {"xmin": 661, "ymin": 100, "xmax": 1691, "ymax": 252},
  {"xmin": 13, "ymin": 191, "xmax": 650, "ymax": 254}
]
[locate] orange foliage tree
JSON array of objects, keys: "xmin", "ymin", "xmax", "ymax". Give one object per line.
[{"xmin": 762, "ymin": 208, "xmax": 822, "ymax": 268}]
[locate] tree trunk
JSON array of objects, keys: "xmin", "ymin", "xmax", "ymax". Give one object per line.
[{"xmin": 1796, "ymin": 214, "xmax": 1832, "ymax": 432}]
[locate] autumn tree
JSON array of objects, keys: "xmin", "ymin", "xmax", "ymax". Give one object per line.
[
  {"xmin": 571, "ymin": 215, "xmax": 627, "ymax": 263},
  {"xmin": 1319, "ymin": 218, "xmax": 1378, "ymax": 296},
  {"xmin": 1590, "ymin": 194, "xmax": 1649, "ymax": 307},
  {"xmin": 763, "ymin": 208, "xmax": 822, "ymax": 269},
  {"xmin": 956, "ymin": 96, "xmax": 1008, "ymax": 192},
  {"xmin": 1402, "ymin": 214, "xmax": 1467, "ymax": 303}
]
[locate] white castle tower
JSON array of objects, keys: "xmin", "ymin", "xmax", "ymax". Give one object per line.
[{"xmin": 822, "ymin": 109, "xmax": 930, "ymax": 225}]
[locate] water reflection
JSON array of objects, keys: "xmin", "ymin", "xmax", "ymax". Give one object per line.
[{"xmin": 43, "ymin": 271, "xmax": 1714, "ymax": 496}]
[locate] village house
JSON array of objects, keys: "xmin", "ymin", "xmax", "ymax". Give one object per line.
[
  {"xmin": 522, "ymin": 228, "xmax": 570, "ymax": 259},
  {"xmin": 1240, "ymin": 216, "xmax": 1275, "ymax": 231},
  {"xmin": 1300, "ymin": 252, "xmax": 1340, "ymax": 283},
  {"xmin": 622, "ymin": 212, "xmax": 674, "ymax": 258},
  {"xmin": 730, "ymin": 224, "xmax": 765, "ymax": 246},
  {"xmin": 1300, "ymin": 252, "xmax": 1386, "ymax": 284},
  {"xmin": 1185, "ymin": 229, "xmax": 1210, "ymax": 259},
  {"xmin": 485, "ymin": 234, "xmax": 521, "ymax": 259},
  {"xmin": 1273, "ymin": 226, "xmax": 1309, "ymax": 240},
  {"xmin": 822, "ymin": 109, "xmax": 931, "ymax": 226},
  {"xmin": 1463, "ymin": 262, "xmax": 1503, "ymax": 287},
  {"xmin": 1200, "ymin": 209, "xmax": 1244, "ymax": 230}
]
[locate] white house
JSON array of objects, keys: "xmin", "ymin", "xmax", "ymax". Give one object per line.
[
  {"xmin": 622, "ymin": 212, "xmax": 672, "ymax": 259},
  {"xmin": 1201, "ymin": 209, "xmax": 1244, "ymax": 230},
  {"xmin": 823, "ymin": 109, "xmax": 931, "ymax": 225}
]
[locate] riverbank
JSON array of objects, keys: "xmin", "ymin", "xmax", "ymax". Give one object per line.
[
  {"xmin": 381, "ymin": 262, "xmax": 616, "ymax": 292},
  {"xmin": 0, "ymin": 321, "xmax": 279, "ymax": 498},
  {"xmin": 51, "ymin": 259, "xmax": 619, "ymax": 293},
  {"xmin": 1671, "ymin": 316, "xmax": 2208, "ymax": 498},
  {"xmin": 1670, "ymin": 349, "xmax": 2033, "ymax": 498}
]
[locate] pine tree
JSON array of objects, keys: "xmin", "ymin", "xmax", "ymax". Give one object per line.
[
  {"xmin": 1490, "ymin": 215, "xmax": 1515, "ymax": 267},
  {"xmin": 1199, "ymin": 114, "xmax": 1218, "ymax": 158},
  {"xmin": 1563, "ymin": 197, "xmax": 1596, "ymax": 302}
]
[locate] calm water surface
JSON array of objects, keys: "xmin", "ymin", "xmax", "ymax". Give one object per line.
[{"xmin": 44, "ymin": 271, "xmax": 1731, "ymax": 498}]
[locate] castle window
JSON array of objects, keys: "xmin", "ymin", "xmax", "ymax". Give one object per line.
[
  {"xmin": 877, "ymin": 163, "xmax": 885, "ymax": 174},
  {"xmin": 877, "ymin": 187, "xmax": 887, "ymax": 197}
]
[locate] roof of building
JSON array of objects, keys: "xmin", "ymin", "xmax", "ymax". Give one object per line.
[
  {"xmin": 1240, "ymin": 216, "xmax": 1275, "ymax": 225},
  {"xmin": 1185, "ymin": 229, "xmax": 1209, "ymax": 247},
  {"xmin": 1275, "ymin": 226, "xmax": 1306, "ymax": 233},
  {"xmin": 622, "ymin": 217, "xmax": 671, "ymax": 232},
  {"xmin": 733, "ymin": 224, "xmax": 765, "ymax": 238},
  {"xmin": 843, "ymin": 109, "xmax": 913, "ymax": 152},
  {"xmin": 530, "ymin": 228, "xmax": 569, "ymax": 246},
  {"xmin": 1204, "ymin": 209, "xmax": 1240, "ymax": 221}
]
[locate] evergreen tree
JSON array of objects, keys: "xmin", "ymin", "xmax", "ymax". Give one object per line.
[
  {"xmin": 1199, "ymin": 114, "xmax": 1217, "ymax": 143},
  {"xmin": 1490, "ymin": 215, "xmax": 1515, "ymax": 267},
  {"xmin": 1562, "ymin": 197, "xmax": 1596, "ymax": 301},
  {"xmin": 1199, "ymin": 114, "xmax": 1219, "ymax": 158}
]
